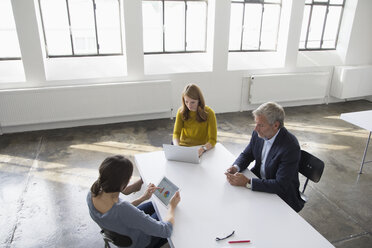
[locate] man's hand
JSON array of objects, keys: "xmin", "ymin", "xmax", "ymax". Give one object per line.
[
  {"xmin": 225, "ymin": 172, "xmax": 250, "ymax": 187},
  {"xmin": 226, "ymin": 166, "xmax": 238, "ymax": 174}
]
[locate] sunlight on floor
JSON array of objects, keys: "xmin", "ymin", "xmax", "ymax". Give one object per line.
[{"xmin": 70, "ymin": 142, "xmax": 162, "ymax": 156}]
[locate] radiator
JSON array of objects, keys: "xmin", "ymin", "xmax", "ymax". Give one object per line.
[
  {"xmin": 247, "ymin": 72, "xmax": 330, "ymax": 104},
  {"xmin": 330, "ymin": 65, "xmax": 372, "ymax": 99},
  {"xmin": 0, "ymin": 80, "xmax": 172, "ymax": 127}
]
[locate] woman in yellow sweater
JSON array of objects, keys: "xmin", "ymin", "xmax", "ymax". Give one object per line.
[{"xmin": 172, "ymin": 84, "xmax": 217, "ymax": 157}]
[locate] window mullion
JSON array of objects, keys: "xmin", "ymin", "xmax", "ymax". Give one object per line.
[
  {"xmin": 258, "ymin": 3, "xmax": 264, "ymax": 51},
  {"xmin": 203, "ymin": 1, "xmax": 208, "ymax": 51},
  {"xmin": 66, "ymin": 0, "xmax": 75, "ymax": 55},
  {"xmin": 304, "ymin": 4, "xmax": 313, "ymax": 50},
  {"xmin": 118, "ymin": 0, "xmax": 123, "ymax": 54},
  {"xmin": 38, "ymin": 0, "xmax": 49, "ymax": 57},
  {"xmin": 92, "ymin": 0, "xmax": 99, "ymax": 54},
  {"xmin": 184, "ymin": 0, "xmax": 187, "ymax": 51},
  {"xmin": 240, "ymin": 3, "xmax": 246, "ymax": 51},
  {"xmin": 334, "ymin": 2, "xmax": 345, "ymax": 49},
  {"xmin": 319, "ymin": 4, "xmax": 329, "ymax": 49},
  {"xmin": 162, "ymin": 0, "xmax": 165, "ymax": 52}
]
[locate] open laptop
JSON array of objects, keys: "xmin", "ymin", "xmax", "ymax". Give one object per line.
[{"xmin": 163, "ymin": 144, "xmax": 200, "ymax": 164}]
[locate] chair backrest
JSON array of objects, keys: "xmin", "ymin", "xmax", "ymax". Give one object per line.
[
  {"xmin": 101, "ymin": 229, "xmax": 132, "ymax": 247},
  {"xmin": 299, "ymin": 150, "xmax": 324, "ymax": 196},
  {"xmin": 299, "ymin": 150, "xmax": 324, "ymax": 183}
]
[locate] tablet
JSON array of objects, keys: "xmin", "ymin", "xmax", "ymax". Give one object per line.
[{"xmin": 153, "ymin": 176, "xmax": 179, "ymax": 207}]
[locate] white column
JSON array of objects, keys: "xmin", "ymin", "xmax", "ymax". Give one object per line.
[
  {"xmin": 212, "ymin": 0, "xmax": 231, "ymax": 73},
  {"xmin": 284, "ymin": 0, "xmax": 306, "ymax": 68},
  {"xmin": 123, "ymin": 0, "xmax": 145, "ymax": 79},
  {"xmin": 11, "ymin": 0, "xmax": 46, "ymax": 83}
]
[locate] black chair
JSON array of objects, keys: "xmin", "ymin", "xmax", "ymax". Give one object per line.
[
  {"xmin": 298, "ymin": 150, "xmax": 325, "ymax": 202},
  {"xmin": 100, "ymin": 229, "xmax": 132, "ymax": 248}
]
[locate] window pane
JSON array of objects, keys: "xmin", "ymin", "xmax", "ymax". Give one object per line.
[
  {"xmin": 164, "ymin": 1, "xmax": 185, "ymax": 52},
  {"xmin": 307, "ymin": 5, "xmax": 326, "ymax": 49},
  {"xmin": 69, "ymin": 0, "xmax": 97, "ymax": 55},
  {"xmin": 299, "ymin": 5, "xmax": 311, "ymax": 49},
  {"xmin": 95, "ymin": 0, "xmax": 122, "ymax": 54},
  {"xmin": 143, "ymin": 1, "xmax": 163, "ymax": 53},
  {"xmin": 242, "ymin": 3, "xmax": 261, "ymax": 50},
  {"xmin": 260, "ymin": 4, "xmax": 280, "ymax": 50},
  {"xmin": 322, "ymin": 6, "xmax": 342, "ymax": 49},
  {"xmin": 229, "ymin": 3, "xmax": 244, "ymax": 50},
  {"xmin": 186, "ymin": 1, "xmax": 206, "ymax": 51},
  {"xmin": 330, "ymin": 0, "xmax": 345, "ymax": 4},
  {"xmin": 0, "ymin": 0, "xmax": 21, "ymax": 58},
  {"xmin": 305, "ymin": 0, "xmax": 312, "ymax": 3},
  {"xmin": 265, "ymin": 0, "xmax": 281, "ymax": 3},
  {"xmin": 40, "ymin": 0, "xmax": 72, "ymax": 56}
]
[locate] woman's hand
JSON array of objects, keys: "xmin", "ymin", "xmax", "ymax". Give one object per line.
[
  {"xmin": 198, "ymin": 147, "xmax": 205, "ymax": 157},
  {"xmin": 198, "ymin": 143, "xmax": 213, "ymax": 157},
  {"xmin": 169, "ymin": 191, "xmax": 181, "ymax": 209},
  {"xmin": 142, "ymin": 183, "xmax": 159, "ymax": 201}
]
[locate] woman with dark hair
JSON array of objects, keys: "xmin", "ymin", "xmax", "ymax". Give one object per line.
[
  {"xmin": 173, "ymin": 83, "xmax": 217, "ymax": 157},
  {"xmin": 87, "ymin": 155, "xmax": 181, "ymax": 248}
]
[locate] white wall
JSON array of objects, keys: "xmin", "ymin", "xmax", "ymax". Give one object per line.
[
  {"xmin": 343, "ymin": 0, "xmax": 372, "ymax": 65},
  {"xmin": 0, "ymin": 0, "xmax": 371, "ymax": 133}
]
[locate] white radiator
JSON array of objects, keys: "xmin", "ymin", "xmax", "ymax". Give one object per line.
[
  {"xmin": 247, "ymin": 72, "xmax": 330, "ymax": 104},
  {"xmin": 330, "ymin": 65, "xmax": 372, "ymax": 99},
  {"xmin": 0, "ymin": 80, "xmax": 172, "ymax": 127}
]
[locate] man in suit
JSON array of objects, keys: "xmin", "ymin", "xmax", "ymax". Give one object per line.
[{"xmin": 225, "ymin": 102, "xmax": 304, "ymax": 212}]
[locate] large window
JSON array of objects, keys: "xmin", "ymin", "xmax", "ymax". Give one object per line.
[
  {"xmin": 229, "ymin": 0, "xmax": 281, "ymax": 52},
  {"xmin": 142, "ymin": 0, "xmax": 208, "ymax": 54},
  {"xmin": 0, "ymin": 0, "xmax": 22, "ymax": 60},
  {"xmin": 39, "ymin": 0, "xmax": 123, "ymax": 57},
  {"xmin": 299, "ymin": 0, "xmax": 345, "ymax": 50}
]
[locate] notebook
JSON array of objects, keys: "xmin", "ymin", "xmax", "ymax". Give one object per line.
[
  {"xmin": 162, "ymin": 144, "xmax": 201, "ymax": 164},
  {"xmin": 153, "ymin": 176, "xmax": 179, "ymax": 207}
]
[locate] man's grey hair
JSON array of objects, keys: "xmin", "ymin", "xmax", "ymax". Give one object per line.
[{"xmin": 252, "ymin": 102, "xmax": 285, "ymax": 128}]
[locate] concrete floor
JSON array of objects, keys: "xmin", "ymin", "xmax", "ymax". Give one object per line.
[{"xmin": 1, "ymin": 100, "xmax": 372, "ymax": 248}]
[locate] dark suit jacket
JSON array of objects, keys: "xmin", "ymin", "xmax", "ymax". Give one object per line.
[{"xmin": 234, "ymin": 127, "xmax": 304, "ymax": 212}]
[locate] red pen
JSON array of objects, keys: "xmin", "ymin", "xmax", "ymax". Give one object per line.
[{"xmin": 228, "ymin": 240, "xmax": 251, "ymax": 244}]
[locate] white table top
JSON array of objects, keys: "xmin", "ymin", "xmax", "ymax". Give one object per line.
[
  {"xmin": 134, "ymin": 143, "xmax": 334, "ymax": 248},
  {"xmin": 340, "ymin": 110, "xmax": 372, "ymax": 132}
]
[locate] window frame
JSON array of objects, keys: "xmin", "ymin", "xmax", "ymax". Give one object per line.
[
  {"xmin": 299, "ymin": 0, "xmax": 345, "ymax": 51},
  {"xmin": 229, "ymin": 0, "xmax": 282, "ymax": 52},
  {"xmin": 0, "ymin": 0, "xmax": 22, "ymax": 60},
  {"xmin": 38, "ymin": 0, "xmax": 124, "ymax": 58},
  {"xmin": 142, "ymin": 0, "xmax": 208, "ymax": 54}
]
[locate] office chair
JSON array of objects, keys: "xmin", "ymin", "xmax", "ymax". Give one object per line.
[
  {"xmin": 298, "ymin": 150, "xmax": 325, "ymax": 202},
  {"xmin": 100, "ymin": 229, "xmax": 132, "ymax": 248}
]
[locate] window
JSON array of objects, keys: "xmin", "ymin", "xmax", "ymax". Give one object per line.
[
  {"xmin": 229, "ymin": 0, "xmax": 281, "ymax": 52},
  {"xmin": 142, "ymin": 0, "xmax": 208, "ymax": 54},
  {"xmin": 39, "ymin": 0, "xmax": 123, "ymax": 57},
  {"xmin": 299, "ymin": 0, "xmax": 345, "ymax": 50},
  {"xmin": 0, "ymin": 0, "xmax": 22, "ymax": 60}
]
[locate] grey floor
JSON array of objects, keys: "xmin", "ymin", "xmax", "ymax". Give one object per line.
[{"xmin": 1, "ymin": 100, "xmax": 371, "ymax": 248}]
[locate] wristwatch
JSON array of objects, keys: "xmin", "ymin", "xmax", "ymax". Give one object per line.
[
  {"xmin": 202, "ymin": 145, "xmax": 207, "ymax": 152},
  {"xmin": 245, "ymin": 181, "xmax": 251, "ymax": 189}
]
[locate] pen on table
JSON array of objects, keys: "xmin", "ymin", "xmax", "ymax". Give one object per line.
[{"xmin": 228, "ymin": 240, "xmax": 251, "ymax": 244}]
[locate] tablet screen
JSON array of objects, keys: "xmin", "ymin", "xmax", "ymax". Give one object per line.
[{"xmin": 153, "ymin": 176, "xmax": 179, "ymax": 206}]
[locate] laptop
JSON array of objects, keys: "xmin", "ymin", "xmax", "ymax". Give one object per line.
[{"xmin": 163, "ymin": 144, "xmax": 200, "ymax": 164}]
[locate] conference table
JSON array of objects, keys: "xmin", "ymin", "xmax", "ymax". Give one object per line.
[
  {"xmin": 134, "ymin": 143, "xmax": 334, "ymax": 248},
  {"xmin": 340, "ymin": 110, "xmax": 372, "ymax": 174}
]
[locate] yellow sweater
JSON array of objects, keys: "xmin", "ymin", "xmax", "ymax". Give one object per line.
[{"xmin": 173, "ymin": 106, "xmax": 217, "ymax": 147}]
